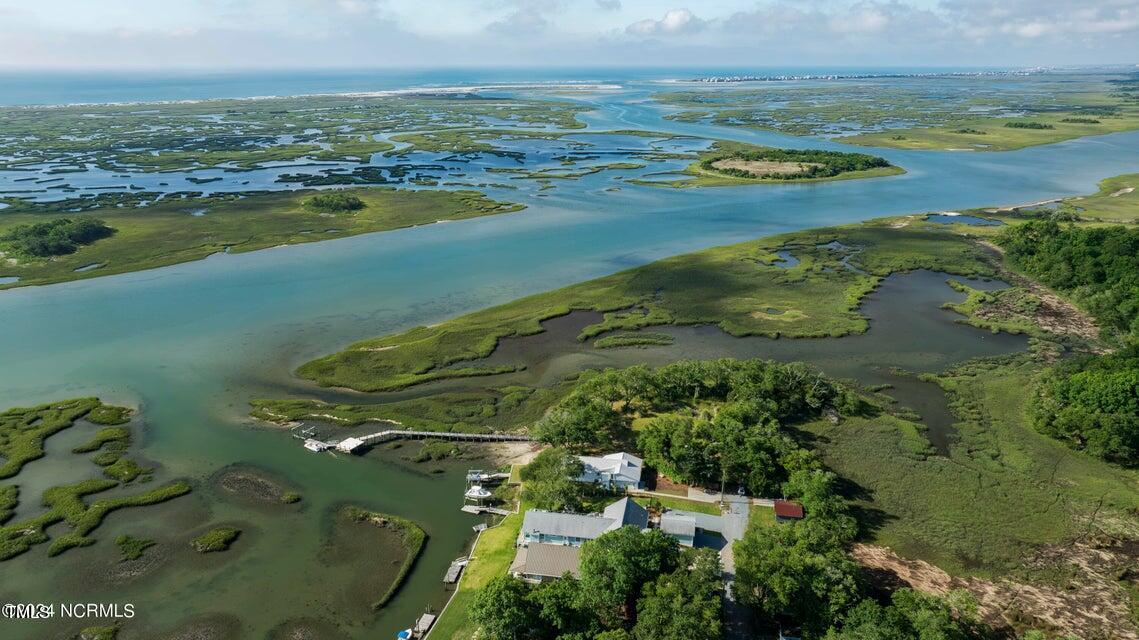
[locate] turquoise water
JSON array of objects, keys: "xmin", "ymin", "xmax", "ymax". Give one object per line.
[{"xmin": 2, "ymin": 76, "xmax": 1139, "ymax": 638}]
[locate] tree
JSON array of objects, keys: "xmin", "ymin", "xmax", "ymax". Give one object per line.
[
  {"xmin": 534, "ymin": 393, "xmax": 622, "ymax": 450},
  {"xmin": 528, "ymin": 576, "xmax": 595, "ymax": 638},
  {"xmin": 521, "ymin": 447, "xmax": 590, "ymax": 512},
  {"xmin": 577, "ymin": 526, "xmax": 681, "ymax": 627},
  {"xmin": 306, "ymin": 192, "xmax": 365, "ymax": 212},
  {"xmin": 1033, "ymin": 348, "xmax": 1139, "ymax": 465},
  {"xmin": 733, "ymin": 520, "xmax": 861, "ymax": 635},
  {"xmin": 470, "ymin": 576, "xmax": 539, "ymax": 640},
  {"xmin": 632, "ymin": 548, "xmax": 723, "ymax": 640},
  {"xmin": 826, "ymin": 588, "xmax": 983, "ymax": 640}
]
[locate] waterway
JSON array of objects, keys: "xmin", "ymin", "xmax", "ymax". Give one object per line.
[{"xmin": 1, "ymin": 73, "xmax": 1137, "ymax": 639}]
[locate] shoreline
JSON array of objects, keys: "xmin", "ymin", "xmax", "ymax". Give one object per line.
[{"xmin": 2, "ymin": 82, "xmax": 624, "ymax": 110}]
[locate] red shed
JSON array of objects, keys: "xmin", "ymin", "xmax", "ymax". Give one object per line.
[{"xmin": 773, "ymin": 499, "xmax": 805, "ymax": 522}]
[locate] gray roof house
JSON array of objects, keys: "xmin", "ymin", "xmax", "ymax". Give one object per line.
[
  {"xmin": 509, "ymin": 543, "xmax": 582, "ymax": 582},
  {"xmin": 577, "ymin": 452, "xmax": 644, "ymax": 491},
  {"xmin": 518, "ymin": 497, "xmax": 648, "ymax": 547},
  {"xmin": 512, "ymin": 498, "xmax": 648, "ymax": 581},
  {"xmin": 659, "ymin": 511, "xmax": 697, "ymax": 547}
]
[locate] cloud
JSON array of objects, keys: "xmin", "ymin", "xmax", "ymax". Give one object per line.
[
  {"xmin": 940, "ymin": 0, "xmax": 1139, "ymax": 40},
  {"xmin": 595, "ymin": 0, "xmax": 621, "ymax": 10},
  {"xmin": 485, "ymin": 0, "xmax": 566, "ymax": 34},
  {"xmin": 626, "ymin": 8, "xmax": 704, "ymax": 37}
]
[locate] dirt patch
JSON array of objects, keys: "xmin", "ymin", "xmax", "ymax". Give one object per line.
[
  {"xmin": 487, "ymin": 441, "xmax": 542, "ymax": 467},
  {"xmin": 978, "ymin": 241, "xmax": 1101, "ymax": 345},
  {"xmin": 1109, "ymin": 187, "xmax": 1135, "ymax": 197},
  {"xmin": 852, "ymin": 543, "xmax": 1139, "ymax": 639},
  {"xmin": 710, "ymin": 158, "xmax": 824, "ymax": 177}
]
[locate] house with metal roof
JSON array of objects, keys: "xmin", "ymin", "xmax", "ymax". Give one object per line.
[
  {"xmin": 576, "ymin": 452, "xmax": 644, "ymax": 491},
  {"xmin": 511, "ymin": 497, "xmax": 649, "ymax": 581},
  {"xmin": 517, "ymin": 497, "xmax": 648, "ymax": 547},
  {"xmin": 509, "ymin": 543, "xmax": 583, "ymax": 583},
  {"xmin": 659, "ymin": 511, "xmax": 697, "ymax": 547}
]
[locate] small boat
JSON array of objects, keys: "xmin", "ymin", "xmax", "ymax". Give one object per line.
[
  {"xmin": 464, "ymin": 485, "xmax": 492, "ymax": 500},
  {"xmin": 396, "ymin": 629, "xmax": 413, "ymax": 640}
]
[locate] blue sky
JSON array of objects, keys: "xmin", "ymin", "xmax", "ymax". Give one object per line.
[{"xmin": 0, "ymin": 0, "xmax": 1136, "ymax": 69}]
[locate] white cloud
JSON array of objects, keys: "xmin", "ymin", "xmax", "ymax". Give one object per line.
[
  {"xmin": 626, "ymin": 8, "xmax": 704, "ymax": 37},
  {"xmin": 596, "ymin": 0, "xmax": 621, "ymax": 9}
]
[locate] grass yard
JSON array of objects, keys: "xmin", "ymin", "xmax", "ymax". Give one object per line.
[
  {"xmin": 428, "ymin": 508, "xmax": 526, "ymax": 640},
  {"xmin": 633, "ymin": 495, "xmax": 723, "ymax": 516}
]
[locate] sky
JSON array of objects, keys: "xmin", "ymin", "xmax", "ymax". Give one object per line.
[{"xmin": 0, "ymin": 0, "xmax": 1137, "ymax": 70}]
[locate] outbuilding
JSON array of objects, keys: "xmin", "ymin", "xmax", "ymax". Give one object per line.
[{"xmin": 773, "ymin": 499, "xmax": 805, "ymax": 522}]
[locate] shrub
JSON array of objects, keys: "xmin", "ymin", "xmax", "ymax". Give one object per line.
[{"xmin": 306, "ymin": 192, "xmax": 366, "ymax": 212}]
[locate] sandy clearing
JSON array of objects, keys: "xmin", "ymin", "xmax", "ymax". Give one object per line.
[
  {"xmin": 979, "ymin": 241, "xmax": 1101, "ymax": 344},
  {"xmin": 852, "ymin": 543, "xmax": 1139, "ymax": 640},
  {"xmin": 711, "ymin": 158, "xmax": 823, "ymax": 176},
  {"xmin": 1109, "ymin": 187, "xmax": 1135, "ymax": 197}
]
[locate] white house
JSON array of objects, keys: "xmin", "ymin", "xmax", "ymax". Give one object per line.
[{"xmin": 577, "ymin": 452, "xmax": 644, "ymax": 491}]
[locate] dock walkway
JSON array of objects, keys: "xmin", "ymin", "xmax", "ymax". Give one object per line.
[
  {"xmin": 328, "ymin": 430, "xmax": 533, "ymax": 453},
  {"xmin": 461, "ymin": 505, "xmax": 511, "ymax": 516}
]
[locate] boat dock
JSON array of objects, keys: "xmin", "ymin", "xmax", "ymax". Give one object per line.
[
  {"xmin": 460, "ymin": 505, "xmax": 511, "ymax": 516},
  {"xmin": 466, "ymin": 470, "xmax": 511, "ymax": 483},
  {"xmin": 443, "ymin": 556, "xmax": 469, "ymax": 584},
  {"xmin": 309, "ymin": 429, "xmax": 532, "ymax": 454}
]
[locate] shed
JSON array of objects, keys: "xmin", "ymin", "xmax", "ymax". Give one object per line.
[{"xmin": 773, "ymin": 500, "xmax": 805, "ymax": 522}]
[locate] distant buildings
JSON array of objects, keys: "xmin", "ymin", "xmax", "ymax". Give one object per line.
[{"xmin": 576, "ymin": 452, "xmax": 644, "ymax": 491}]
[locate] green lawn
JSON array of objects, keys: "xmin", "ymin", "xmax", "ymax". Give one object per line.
[
  {"xmin": 429, "ymin": 507, "xmax": 526, "ymax": 640},
  {"xmin": 633, "ymin": 495, "xmax": 723, "ymax": 516},
  {"xmin": 0, "ymin": 188, "xmax": 523, "ymax": 289}
]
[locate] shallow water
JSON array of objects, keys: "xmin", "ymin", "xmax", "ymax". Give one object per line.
[{"xmin": 0, "ymin": 74, "xmax": 1130, "ymax": 638}]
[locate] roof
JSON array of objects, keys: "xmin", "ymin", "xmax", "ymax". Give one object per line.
[
  {"xmin": 578, "ymin": 452, "xmax": 643, "ymax": 485},
  {"xmin": 602, "ymin": 497, "xmax": 649, "ymax": 529},
  {"xmin": 660, "ymin": 511, "xmax": 697, "ymax": 538},
  {"xmin": 336, "ymin": 437, "xmax": 365, "ymax": 452},
  {"xmin": 510, "ymin": 543, "xmax": 582, "ymax": 578},
  {"xmin": 522, "ymin": 510, "xmax": 617, "ymax": 540},
  {"xmin": 522, "ymin": 498, "xmax": 647, "ymax": 541},
  {"xmin": 664, "ymin": 508, "xmax": 724, "ymax": 533},
  {"xmin": 774, "ymin": 500, "xmax": 805, "ymax": 519}
]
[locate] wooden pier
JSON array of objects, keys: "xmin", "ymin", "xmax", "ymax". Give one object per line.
[
  {"xmin": 327, "ymin": 429, "xmax": 533, "ymax": 453},
  {"xmin": 443, "ymin": 557, "xmax": 469, "ymax": 584},
  {"xmin": 460, "ymin": 505, "xmax": 511, "ymax": 516}
]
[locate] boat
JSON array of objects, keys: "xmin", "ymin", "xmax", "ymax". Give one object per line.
[{"xmin": 464, "ymin": 484, "xmax": 492, "ymax": 500}]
